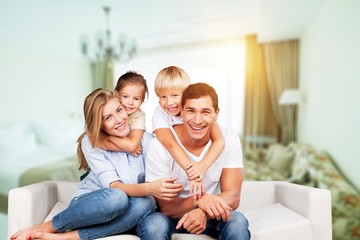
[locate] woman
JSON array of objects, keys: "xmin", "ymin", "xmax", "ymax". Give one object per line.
[{"xmin": 11, "ymin": 88, "xmax": 183, "ymax": 240}]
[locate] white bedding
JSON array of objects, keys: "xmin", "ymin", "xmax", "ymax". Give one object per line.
[
  {"xmin": 0, "ymin": 120, "xmax": 83, "ymax": 196},
  {"xmin": 0, "ymin": 142, "xmax": 78, "ymax": 196}
]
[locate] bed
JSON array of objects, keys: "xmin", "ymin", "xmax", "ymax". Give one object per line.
[{"xmin": 0, "ymin": 120, "xmax": 85, "ymax": 213}]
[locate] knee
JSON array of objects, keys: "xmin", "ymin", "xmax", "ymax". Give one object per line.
[
  {"xmin": 223, "ymin": 211, "xmax": 251, "ymax": 240},
  {"xmin": 101, "ymin": 188, "xmax": 129, "ymax": 214},
  {"xmin": 137, "ymin": 212, "xmax": 171, "ymax": 239},
  {"xmin": 133, "ymin": 196, "xmax": 156, "ymax": 214}
]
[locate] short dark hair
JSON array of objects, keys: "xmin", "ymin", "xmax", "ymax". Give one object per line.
[{"xmin": 181, "ymin": 83, "xmax": 218, "ymax": 110}]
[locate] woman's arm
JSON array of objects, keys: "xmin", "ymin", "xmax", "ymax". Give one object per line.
[{"xmin": 109, "ymin": 178, "xmax": 183, "ymax": 200}]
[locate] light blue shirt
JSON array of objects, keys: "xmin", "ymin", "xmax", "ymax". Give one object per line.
[{"xmin": 74, "ymin": 132, "xmax": 153, "ymax": 197}]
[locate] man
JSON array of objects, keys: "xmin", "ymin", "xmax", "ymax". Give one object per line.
[{"xmin": 137, "ymin": 83, "xmax": 250, "ymax": 240}]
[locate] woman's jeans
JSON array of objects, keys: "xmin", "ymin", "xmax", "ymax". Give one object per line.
[
  {"xmin": 136, "ymin": 210, "xmax": 251, "ymax": 240},
  {"xmin": 52, "ymin": 188, "xmax": 156, "ymax": 240}
]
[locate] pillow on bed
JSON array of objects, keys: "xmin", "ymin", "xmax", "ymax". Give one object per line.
[
  {"xmin": 34, "ymin": 121, "xmax": 83, "ymax": 146},
  {"xmin": 0, "ymin": 132, "xmax": 38, "ymax": 158}
]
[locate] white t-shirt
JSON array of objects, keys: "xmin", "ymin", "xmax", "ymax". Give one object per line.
[
  {"xmin": 145, "ymin": 126, "xmax": 243, "ymax": 198},
  {"xmin": 152, "ymin": 105, "xmax": 183, "ymax": 132}
]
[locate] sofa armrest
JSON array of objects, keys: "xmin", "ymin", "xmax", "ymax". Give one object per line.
[
  {"xmin": 274, "ymin": 181, "xmax": 332, "ymax": 240},
  {"xmin": 7, "ymin": 181, "xmax": 58, "ymax": 238}
]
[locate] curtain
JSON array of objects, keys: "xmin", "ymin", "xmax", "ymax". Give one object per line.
[
  {"xmin": 263, "ymin": 39, "xmax": 299, "ymax": 144},
  {"xmin": 243, "ymin": 35, "xmax": 279, "ymax": 143},
  {"xmin": 90, "ymin": 57, "xmax": 115, "ymax": 90}
]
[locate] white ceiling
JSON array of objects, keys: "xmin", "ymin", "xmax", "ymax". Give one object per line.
[{"xmin": 0, "ymin": 0, "xmax": 330, "ymax": 57}]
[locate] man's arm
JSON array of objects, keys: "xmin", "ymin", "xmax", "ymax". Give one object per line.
[{"xmin": 157, "ymin": 168, "xmax": 244, "ymax": 219}]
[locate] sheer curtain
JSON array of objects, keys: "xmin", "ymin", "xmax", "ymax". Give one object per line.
[
  {"xmin": 263, "ymin": 39, "xmax": 299, "ymax": 144},
  {"xmin": 243, "ymin": 35, "xmax": 278, "ymax": 142},
  {"xmin": 90, "ymin": 57, "xmax": 115, "ymax": 90}
]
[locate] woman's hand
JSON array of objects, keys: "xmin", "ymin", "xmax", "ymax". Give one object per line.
[{"xmin": 147, "ymin": 178, "xmax": 183, "ymax": 200}]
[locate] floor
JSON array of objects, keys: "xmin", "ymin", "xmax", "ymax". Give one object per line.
[{"xmin": 0, "ymin": 213, "xmax": 7, "ymax": 240}]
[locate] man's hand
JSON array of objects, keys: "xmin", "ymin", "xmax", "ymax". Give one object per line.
[
  {"xmin": 148, "ymin": 178, "xmax": 183, "ymax": 201},
  {"xmin": 176, "ymin": 208, "xmax": 207, "ymax": 235},
  {"xmin": 197, "ymin": 194, "xmax": 232, "ymax": 221}
]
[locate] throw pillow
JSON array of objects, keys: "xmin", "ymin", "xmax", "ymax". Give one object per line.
[
  {"xmin": 289, "ymin": 150, "xmax": 310, "ymax": 184},
  {"xmin": 267, "ymin": 145, "xmax": 294, "ymax": 177}
]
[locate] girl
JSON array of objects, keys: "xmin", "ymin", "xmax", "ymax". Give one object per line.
[
  {"xmin": 98, "ymin": 71, "xmax": 148, "ymax": 156},
  {"xmin": 11, "ymin": 89, "xmax": 182, "ymax": 240}
]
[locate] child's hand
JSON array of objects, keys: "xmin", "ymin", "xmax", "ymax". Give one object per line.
[
  {"xmin": 189, "ymin": 180, "xmax": 205, "ymax": 200},
  {"xmin": 129, "ymin": 145, "xmax": 142, "ymax": 157},
  {"xmin": 186, "ymin": 162, "xmax": 207, "ymax": 181}
]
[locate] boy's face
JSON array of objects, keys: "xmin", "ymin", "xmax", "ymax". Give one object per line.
[{"xmin": 158, "ymin": 90, "xmax": 183, "ymax": 116}]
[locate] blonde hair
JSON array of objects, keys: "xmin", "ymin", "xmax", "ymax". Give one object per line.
[
  {"xmin": 154, "ymin": 66, "xmax": 191, "ymax": 96},
  {"xmin": 77, "ymin": 88, "xmax": 120, "ymax": 170}
]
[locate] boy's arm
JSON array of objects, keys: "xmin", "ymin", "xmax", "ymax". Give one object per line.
[
  {"xmin": 186, "ymin": 122, "xmax": 225, "ymax": 179},
  {"xmin": 202, "ymin": 122, "xmax": 225, "ymax": 168},
  {"xmin": 154, "ymin": 128, "xmax": 191, "ymax": 170}
]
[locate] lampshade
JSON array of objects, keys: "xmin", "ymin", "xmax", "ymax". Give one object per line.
[{"xmin": 279, "ymin": 89, "xmax": 300, "ymax": 105}]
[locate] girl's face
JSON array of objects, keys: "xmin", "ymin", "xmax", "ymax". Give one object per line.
[
  {"xmin": 158, "ymin": 90, "xmax": 183, "ymax": 116},
  {"xmin": 101, "ymin": 98, "xmax": 130, "ymax": 137},
  {"xmin": 119, "ymin": 84, "xmax": 144, "ymax": 116}
]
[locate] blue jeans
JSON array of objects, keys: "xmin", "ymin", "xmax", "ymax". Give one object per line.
[
  {"xmin": 136, "ymin": 210, "xmax": 251, "ymax": 240},
  {"xmin": 52, "ymin": 188, "xmax": 156, "ymax": 240}
]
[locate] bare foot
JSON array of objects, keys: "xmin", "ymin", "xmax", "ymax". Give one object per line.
[
  {"xmin": 10, "ymin": 221, "xmax": 55, "ymax": 240},
  {"xmin": 27, "ymin": 231, "xmax": 80, "ymax": 240}
]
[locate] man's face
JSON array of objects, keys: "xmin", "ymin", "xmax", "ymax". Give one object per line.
[{"xmin": 181, "ymin": 96, "xmax": 219, "ymax": 141}]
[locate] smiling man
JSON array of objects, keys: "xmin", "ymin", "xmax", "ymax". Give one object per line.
[{"xmin": 137, "ymin": 83, "xmax": 250, "ymax": 240}]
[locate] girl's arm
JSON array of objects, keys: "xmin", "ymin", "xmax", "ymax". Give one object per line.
[
  {"xmin": 186, "ymin": 122, "xmax": 225, "ymax": 180},
  {"xmin": 96, "ymin": 129, "xmax": 144, "ymax": 153},
  {"xmin": 108, "ymin": 129, "xmax": 144, "ymax": 153}
]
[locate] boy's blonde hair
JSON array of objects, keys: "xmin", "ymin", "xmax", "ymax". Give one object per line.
[{"xmin": 154, "ymin": 66, "xmax": 191, "ymax": 96}]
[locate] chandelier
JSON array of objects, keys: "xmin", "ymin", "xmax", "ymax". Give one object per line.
[{"xmin": 80, "ymin": 6, "xmax": 137, "ymax": 63}]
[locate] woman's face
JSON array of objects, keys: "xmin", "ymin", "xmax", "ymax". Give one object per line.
[{"xmin": 101, "ymin": 97, "xmax": 130, "ymax": 137}]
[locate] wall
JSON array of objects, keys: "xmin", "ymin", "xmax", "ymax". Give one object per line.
[
  {"xmin": 0, "ymin": 48, "xmax": 92, "ymax": 125},
  {"xmin": 298, "ymin": 0, "xmax": 360, "ymax": 189},
  {"xmin": 116, "ymin": 38, "xmax": 246, "ymax": 135}
]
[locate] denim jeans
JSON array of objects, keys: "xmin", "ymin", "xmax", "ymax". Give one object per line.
[
  {"xmin": 136, "ymin": 210, "xmax": 251, "ymax": 240},
  {"xmin": 52, "ymin": 188, "xmax": 156, "ymax": 240}
]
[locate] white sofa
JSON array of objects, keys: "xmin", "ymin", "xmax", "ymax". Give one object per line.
[{"xmin": 8, "ymin": 181, "xmax": 332, "ymax": 240}]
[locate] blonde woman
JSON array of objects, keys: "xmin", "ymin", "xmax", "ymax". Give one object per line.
[{"xmin": 11, "ymin": 88, "xmax": 182, "ymax": 240}]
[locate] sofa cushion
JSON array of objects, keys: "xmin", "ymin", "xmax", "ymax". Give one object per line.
[
  {"xmin": 266, "ymin": 145, "xmax": 293, "ymax": 176},
  {"xmin": 244, "ymin": 203, "xmax": 313, "ymax": 240}
]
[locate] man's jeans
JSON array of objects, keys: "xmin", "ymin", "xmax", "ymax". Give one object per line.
[
  {"xmin": 136, "ymin": 210, "xmax": 251, "ymax": 240},
  {"xmin": 52, "ymin": 188, "xmax": 156, "ymax": 240}
]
